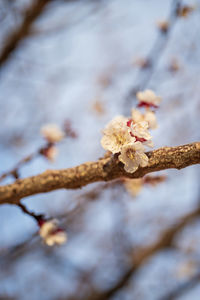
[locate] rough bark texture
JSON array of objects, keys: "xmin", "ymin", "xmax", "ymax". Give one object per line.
[{"xmin": 0, "ymin": 142, "xmax": 199, "ymax": 205}]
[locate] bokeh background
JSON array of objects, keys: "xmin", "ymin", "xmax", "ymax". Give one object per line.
[{"xmin": 0, "ymin": 0, "xmax": 200, "ymax": 299}]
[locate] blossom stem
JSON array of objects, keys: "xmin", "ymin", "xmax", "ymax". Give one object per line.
[{"xmin": 18, "ymin": 202, "xmax": 44, "ymax": 224}]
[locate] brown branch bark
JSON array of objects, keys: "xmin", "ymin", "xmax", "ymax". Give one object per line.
[{"xmin": 0, "ymin": 142, "xmax": 199, "ymax": 205}]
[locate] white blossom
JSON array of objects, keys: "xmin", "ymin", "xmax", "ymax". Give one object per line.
[
  {"xmin": 131, "ymin": 109, "xmax": 157, "ymax": 129},
  {"xmin": 136, "ymin": 89, "xmax": 161, "ymax": 107},
  {"xmin": 45, "ymin": 231, "xmax": 67, "ymax": 247},
  {"xmin": 39, "ymin": 219, "xmax": 67, "ymax": 246},
  {"xmin": 130, "ymin": 121, "xmax": 154, "ymax": 147},
  {"xmin": 124, "ymin": 178, "xmax": 143, "ymax": 196},
  {"xmin": 101, "ymin": 115, "xmax": 135, "ymax": 154},
  {"xmin": 39, "ymin": 219, "xmax": 57, "ymax": 239},
  {"xmin": 40, "ymin": 124, "xmax": 65, "ymax": 143},
  {"xmin": 119, "ymin": 142, "xmax": 149, "ymax": 173},
  {"xmin": 144, "ymin": 110, "xmax": 158, "ymax": 129},
  {"xmin": 44, "ymin": 145, "xmax": 58, "ymax": 162},
  {"xmin": 131, "ymin": 121, "xmax": 150, "ymax": 139},
  {"xmin": 131, "ymin": 109, "xmax": 144, "ymax": 123}
]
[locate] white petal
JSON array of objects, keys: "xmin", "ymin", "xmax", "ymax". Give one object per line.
[
  {"xmin": 138, "ymin": 153, "xmax": 149, "ymax": 167},
  {"xmin": 143, "ymin": 140, "xmax": 154, "ymax": 148},
  {"xmin": 144, "ymin": 111, "xmax": 158, "ymax": 129},
  {"xmin": 39, "ymin": 219, "xmax": 58, "ymax": 239},
  {"xmin": 40, "ymin": 124, "xmax": 64, "ymax": 143},
  {"xmin": 124, "ymin": 162, "xmax": 139, "ymax": 173},
  {"xmin": 101, "ymin": 116, "xmax": 134, "ymax": 154},
  {"xmin": 131, "ymin": 109, "xmax": 143, "ymax": 123},
  {"xmin": 136, "ymin": 89, "xmax": 161, "ymax": 106}
]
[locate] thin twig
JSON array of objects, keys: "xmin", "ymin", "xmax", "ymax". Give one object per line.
[
  {"xmin": 124, "ymin": 0, "xmax": 182, "ymax": 113},
  {"xmin": 18, "ymin": 202, "xmax": 44, "ymax": 222},
  {"xmin": 0, "ymin": 0, "xmax": 81, "ymax": 68},
  {"xmin": 159, "ymin": 272, "xmax": 200, "ymax": 300},
  {"xmin": 0, "ymin": 0, "xmax": 50, "ymax": 68},
  {"xmin": 0, "ymin": 153, "xmax": 37, "ymax": 182}
]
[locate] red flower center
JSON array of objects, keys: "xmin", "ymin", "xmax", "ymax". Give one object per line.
[
  {"xmin": 135, "ymin": 136, "xmax": 147, "ymax": 142},
  {"xmin": 127, "ymin": 118, "xmax": 147, "ymax": 142},
  {"xmin": 137, "ymin": 101, "xmax": 158, "ymax": 109},
  {"xmin": 127, "ymin": 119, "xmax": 132, "ymax": 127}
]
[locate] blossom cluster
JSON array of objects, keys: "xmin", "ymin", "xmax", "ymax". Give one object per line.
[
  {"xmin": 39, "ymin": 121, "xmax": 77, "ymax": 162},
  {"xmin": 123, "ymin": 175, "xmax": 166, "ymax": 197},
  {"xmin": 39, "ymin": 124, "xmax": 65, "ymax": 161},
  {"xmin": 101, "ymin": 89, "xmax": 161, "ymax": 173},
  {"xmin": 38, "ymin": 218, "xmax": 67, "ymax": 246}
]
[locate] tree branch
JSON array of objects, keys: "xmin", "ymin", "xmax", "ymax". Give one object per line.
[{"xmin": 0, "ymin": 142, "xmax": 199, "ymax": 205}]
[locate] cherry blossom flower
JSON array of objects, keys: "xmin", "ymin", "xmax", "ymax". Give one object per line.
[
  {"xmin": 124, "ymin": 178, "xmax": 143, "ymax": 196},
  {"xmin": 40, "ymin": 124, "xmax": 65, "ymax": 143},
  {"xmin": 101, "ymin": 115, "xmax": 135, "ymax": 154},
  {"xmin": 119, "ymin": 141, "xmax": 149, "ymax": 173},
  {"xmin": 39, "ymin": 219, "xmax": 67, "ymax": 246},
  {"xmin": 131, "ymin": 109, "xmax": 143, "ymax": 123},
  {"xmin": 143, "ymin": 110, "xmax": 157, "ymax": 129},
  {"xmin": 131, "ymin": 109, "xmax": 157, "ymax": 129},
  {"xmin": 136, "ymin": 89, "xmax": 161, "ymax": 108},
  {"xmin": 130, "ymin": 121, "xmax": 154, "ymax": 147},
  {"xmin": 101, "ymin": 115, "xmax": 154, "ymax": 173},
  {"xmin": 40, "ymin": 145, "xmax": 58, "ymax": 162},
  {"xmin": 124, "ymin": 175, "xmax": 166, "ymax": 196}
]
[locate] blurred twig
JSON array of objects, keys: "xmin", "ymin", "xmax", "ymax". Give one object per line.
[
  {"xmin": 0, "ymin": 152, "xmax": 37, "ymax": 182},
  {"xmin": 0, "ymin": 0, "xmax": 82, "ymax": 68},
  {"xmin": 124, "ymin": 0, "xmax": 182, "ymax": 113},
  {"xmin": 0, "ymin": 142, "xmax": 54, "ymax": 183},
  {"xmin": 0, "ymin": 0, "xmax": 50, "ymax": 68},
  {"xmin": 0, "ymin": 181, "xmax": 117, "ymax": 263},
  {"xmin": 159, "ymin": 272, "xmax": 200, "ymax": 300},
  {"xmin": 85, "ymin": 207, "xmax": 200, "ymax": 300},
  {"xmin": 0, "ymin": 120, "xmax": 77, "ymax": 183}
]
